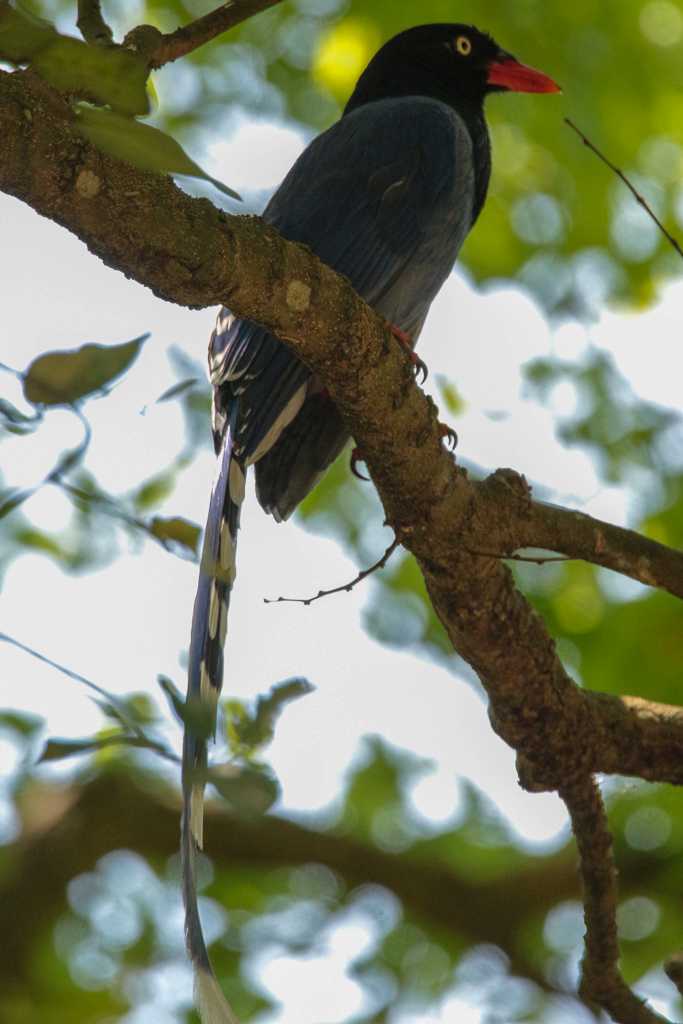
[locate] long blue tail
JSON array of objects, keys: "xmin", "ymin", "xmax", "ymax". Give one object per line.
[{"xmin": 182, "ymin": 408, "xmax": 244, "ymax": 1023}]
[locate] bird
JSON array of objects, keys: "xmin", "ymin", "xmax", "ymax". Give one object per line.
[{"xmin": 182, "ymin": 22, "xmax": 559, "ymax": 1023}]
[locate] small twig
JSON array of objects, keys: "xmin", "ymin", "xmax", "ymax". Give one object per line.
[
  {"xmin": 466, "ymin": 547, "xmax": 571, "ymax": 566},
  {"xmin": 0, "ymin": 632, "xmax": 180, "ymax": 764},
  {"xmin": 561, "ymin": 775, "xmax": 672, "ymax": 1024},
  {"xmin": 0, "ymin": 632, "xmax": 146, "ymax": 738},
  {"xmin": 565, "ymin": 118, "xmax": 683, "ymax": 262},
  {"xmin": 76, "ymin": 0, "xmax": 114, "ymax": 46},
  {"xmin": 264, "ymin": 537, "xmax": 400, "ymax": 606},
  {"xmin": 128, "ymin": 0, "xmax": 283, "ymax": 69}
]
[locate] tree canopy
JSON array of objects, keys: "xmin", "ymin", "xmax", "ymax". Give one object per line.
[{"xmin": 1, "ymin": 1, "xmax": 683, "ymax": 1023}]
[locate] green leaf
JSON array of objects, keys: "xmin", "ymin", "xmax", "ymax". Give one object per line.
[
  {"xmin": 158, "ymin": 676, "xmax": 214, "ymax": 740},
  {"xmin": 157, "ymin": 674, "xmax": 186, "ymax": 723},
  {"xmin": 0, "ymin": 398, "xmax": 41, "ymax": 433},
  {"xmin": 0, "ymin": 486, "xmax": 34, "ymax": 519},
  {"xmin": 226, "ymin": 678, "xmax": 314, "ymax": 757},
  {"xmin": 209, "ymin": 763, "xmax": 279, "ymax": 816},
  {"xmin": 0, "ymin": 710, "xmax": 44, "ymax": 737},
  {"xmin": 0, "ymin": 2, "xmax": 56, "ymax": 62},
  {"xmin": 149, "ymin": 515, "xmax": 200, "ymax": 556},
  {"xmin": 155, "ymin": 378, "xmax": 198, "ymax": 403},
  {"xmin": 39, "ymin": 730, "xmax": 165, "ymax": 762},
  {"xmin": 13, "ymin": 527, "xmax": 65, "ymax": 559},
  {"xmin": 96, "ymin": 692, "xmax": 159, "ymax": 727},
  {"xmin": 23, "ymin": 335, "xmax": 147, "ymax": 406},
  {"xmin": 436, "ymin": 375, "xmax": 465, "ymax": 416},
  {"xmin": 33, "ymin": 37, "xmax": 149, "ymax": 115},
  {"xmin": 75, "ymin": 106, "xmax": 242, "ymax": 200},
  {"xmin": 179, "ymin": 695, "xmax": 216, "ymax": 741},
  {"xmin": 134, "ymin": 472, "xmax": 175, "ymax": 510},
  {"xmin": 39, "ymin": 734, "xmax": 121, "ymax": 761}
]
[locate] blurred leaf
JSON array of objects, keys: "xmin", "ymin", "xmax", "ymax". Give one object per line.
[
  {"xmin": 0, "ymin": 398, "xmax": 41, "ymax": 434},
  {"xmin": 149, "ymin": 515, "xmax": 200, "ymax": 556},
  {"xmin": 157, "ymin": 673, "xmax": 186, "ymax": 724},
  {"xmin": 12, "ymin": 527, "xmax": 65, "ymax": 559},
  {"xmin": 525, "ymin": 349, "xmax": 681, "ymax": 484},
  {"xmin": 96, "ymin": 692, "xmax": 159, "ymax": 727},
  {"xmin": 176, "ymin": 694, "xmax": 215, "ymax": 741},
  {"xmin": 436, "ymin": 375, "xmax": 466, "ymax": 417},
  {"xmin": 76, "ymin": 106, "xmax": 242, "ymax": 199},
  {"xmin": 32, "ymin": 37, "xmax": 150, "ymax": 115},
  {"xmin": 47, "ymin": 417, "xmax": 92, "ymax": 482},
  {"xmin": 133, "ymin": 472, "xmax": 175, "ymax": 510},
  {"xmin": 23, "ymin": 336, "xmax": 147, "ymax": 406},
  {"xmin": 339, "ymin": 735, "xmax": 428, "ymax": 842},
  {"xmin": 0, "ymin": 486, "xmax": 34, "ymax": 520},
  {"xmin": 225, "ymin": 677, "xmax": 314, "ymax": 757},
  {"xmin": 0, "ymin": 709, "xmax": 43, "ymax": 737},
  {"xmin": 39, "ymin": 729, "xmax": 168, "ymax": 762},
  {"xmin": 155, "ymin": 377, "xmax": 198, "ymax": 403},
  {"xmin": 209, "ymin": 762, "xmax": 279, "ymax": 815},
  {"xmin": 39, "ymin": 733, "xmax": 124, "ymax": 761},
  {"xmin": 0, "ymin": 1, "xmax": 56, "ymax": 62}
]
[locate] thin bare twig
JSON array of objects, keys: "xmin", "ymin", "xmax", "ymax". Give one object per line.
[
  {"xmin": 127, "ymin": 0, "xmax": 283, "ymax": 69},
  {"xmin": 264, "ymin": 537, "xmax": 400, "ymax": 606},
  {"xmin": 76, "ymin": 0, "xmax": 114, "ymax": 45},
  {"xmin": 466, "ymin": 547, "xmax": 570, "ymax": 566},
  {"xmin": 561, "ymin": 775, "xmax": 672, "ymax": 1024},
  {"xmin": 565, "ymin": 118, "xmax": 683, "ymax": 261},
  {"xmin": 0, "ymin": 631, "xmax": 180, "ymax": 763}
]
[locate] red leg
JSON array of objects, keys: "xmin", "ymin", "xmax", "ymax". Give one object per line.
[{"xmin": 386, "ymin": 322, "xmax": 428, "ymax": 384}]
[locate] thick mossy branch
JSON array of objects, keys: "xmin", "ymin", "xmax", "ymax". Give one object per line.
[{"xmin": 1, "ymin": 66, "xmax": 682, "ymax": 794}]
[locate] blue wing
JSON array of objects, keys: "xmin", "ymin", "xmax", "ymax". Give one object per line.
[{"xmin": 210, "ymin": 95, "xmax": 476, "ymax": 513}]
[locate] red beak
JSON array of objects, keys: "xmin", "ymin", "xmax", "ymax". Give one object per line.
[{"xmin": 487, "ymin": 58, "xmax": 560, "ymax": 94}]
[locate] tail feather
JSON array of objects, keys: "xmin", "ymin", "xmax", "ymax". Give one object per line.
[{"xmin": 182, "ymin": 409, "xmax": 244, "ymax": 1022}]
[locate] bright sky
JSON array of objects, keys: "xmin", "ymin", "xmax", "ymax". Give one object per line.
[{"xmin": 1, "ymin": 114, "xmax": 682, "ymax": 1023}]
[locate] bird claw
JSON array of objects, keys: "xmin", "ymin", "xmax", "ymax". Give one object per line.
[
  {"xmin": 386, "ymin": 322, "xmax": 428, "ymax": 384},
  {"xmin": 439, "ymin": 422, "xmax": 458, "ymax": 451},
  {"xmin": 350, "ymin": 447, "xmax": 370, "ymax": 481}
]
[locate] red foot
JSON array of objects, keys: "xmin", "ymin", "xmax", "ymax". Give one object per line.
[
  {"xmin": 350, "ymin": 447, "xmax": 370, "ymax": 481},
  {"xmin": 386, "ymin": 322, "xmax": 428, "ymax": 384}
]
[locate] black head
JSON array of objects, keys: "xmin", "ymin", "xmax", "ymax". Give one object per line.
[{"xmin": 344, "ymin": 23, "xmax": 559, "ymax": 118}]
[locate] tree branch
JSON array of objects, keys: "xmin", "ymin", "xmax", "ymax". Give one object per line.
[
  {"xmin": 76, "ymin": 0, "xmax": 114, "ymax": 46},
  {"xmin": 521, "ymin": 497, "xmax": 683, "ymax": 600},
  {"xmin": 124, "ymin": 0, "xmax": 284, "ymax": 68},
  {"xmin": 1, "ymin": 66, "xmax": 683, "ymax": 799},
  {"xmin": 562, "ymin": 775, "xmax": 672, "ymax": 1024}
]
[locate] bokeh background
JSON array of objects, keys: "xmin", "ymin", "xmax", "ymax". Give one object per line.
[{"xmin": 2, "ymin": 1, "xmax": 683, "ymax": 1021}]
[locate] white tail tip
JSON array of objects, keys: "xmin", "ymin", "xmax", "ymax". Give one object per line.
[{"xmin": 195, "ymin": 967, "xmax": 240, "ymax": 1024}]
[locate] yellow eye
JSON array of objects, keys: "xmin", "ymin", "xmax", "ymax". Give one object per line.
[{"xmin": 454, "ymin": 35, "xmax": 472, "ymax": 56}]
